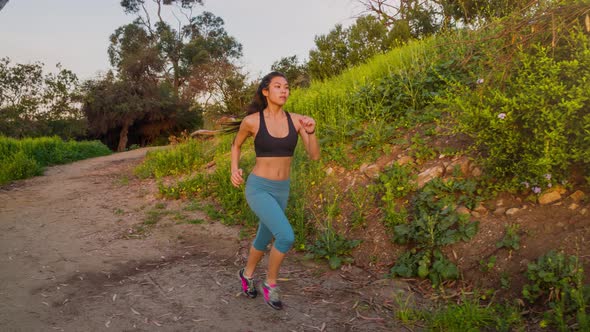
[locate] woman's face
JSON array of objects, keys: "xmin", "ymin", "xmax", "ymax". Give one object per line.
[{"xmin": 263, "ymin": 76, "xmax": 290, "ymax": 107}]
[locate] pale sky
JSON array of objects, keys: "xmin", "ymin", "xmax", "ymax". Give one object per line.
[{"xmin": 0, "ymin": 0, "xmax": 361, "ymax": 80}]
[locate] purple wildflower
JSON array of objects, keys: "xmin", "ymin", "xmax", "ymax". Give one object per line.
[
  {"xmin": 498, "ymin": 113, "xmax": 507, "ymax": 120},
  {"xmin": 544, "ymin": 173, "xmax": 552, "ymax": 180},
  {"xmin": 522, "ymin": 181, "xmax": 530, "ymax": 188},
  {"xmin": 476, "ymin": 78, "xmax": 484, "ymax": 84},
  {"xmin": 532, "ymin": 186, "xmax": 542, "ymax": 194},
  {"xmin": 547, "ymin": 183, "xmax": 552, "ymax": 188}
]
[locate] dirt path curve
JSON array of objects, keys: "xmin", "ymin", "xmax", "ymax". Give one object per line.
[{"xmin": 0, "ymin": 148, "xmax": 407, "ymax": 332}]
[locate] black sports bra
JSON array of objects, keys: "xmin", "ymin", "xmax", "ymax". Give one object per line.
[{"xmin": 254, "ymin": 111, "xmax": 298, "ymax": 157}]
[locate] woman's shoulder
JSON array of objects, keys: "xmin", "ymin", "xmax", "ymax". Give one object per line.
[
  {"xmin": 243, "ymin": 112, "xmax": 260, "ymax": 123},
  {"xmin": 240, "ymin": 112, "xmax": 260, "ymax": 131}
]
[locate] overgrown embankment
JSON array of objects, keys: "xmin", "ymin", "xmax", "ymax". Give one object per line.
[{"xmin": 137, "ymin": 3, "xmax": 590, "ymax": 330}]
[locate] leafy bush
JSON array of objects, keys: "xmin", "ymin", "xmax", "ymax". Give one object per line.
[
  {"xmin": 0, "ymin": 151, "xmax": 42, "ymax": 183},
  {"xmin": 375, "ymin": 163, "xmax": 415, "ymax": 228},
  {"xmin": 523, "ymin": 250, "xmax": 590, "ymax": 331},
  {"xmin": 447, "ymin": 32, "xmax": 590, "ymax": 191},
  {"xmin": 372, "ymin": 60, "xmax": 462, "ymax": 123},
  {"xmin": 523, "ymin": 250, "xmax": 585, "ymax": 303},
  {"xmin": 390, "ymin": 178, "xmax": 480, "ymax": 286},
  {"xmin": 306, "ymin": 226, "xmax": 362, "ymax": 270}
]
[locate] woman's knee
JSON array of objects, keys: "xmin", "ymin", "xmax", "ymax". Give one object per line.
[
  {"xmin": 275, "ymin": 229, "xmax": 295, "ymax": 253},
  {"xmin": 253, "ymin": 226, "xmax": 273, "ymax": 251}
]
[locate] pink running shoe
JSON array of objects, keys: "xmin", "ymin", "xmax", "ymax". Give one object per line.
[
  {"xmin": 262, "ymin": 282, "xmax": 282, "ymax": 310},
  {"xmin": 238, "ymin": 268, "xmax": 257, "ymax": 298}
]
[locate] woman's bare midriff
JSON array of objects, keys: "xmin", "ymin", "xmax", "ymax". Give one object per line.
[{"xmin": 251, "ymin": 157, "xmax": 292, "ymax": 181}]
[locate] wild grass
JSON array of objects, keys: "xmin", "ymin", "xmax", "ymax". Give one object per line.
[{"xmin": 0, "ymin": 136, "xmax": 111, "ymax": 185}]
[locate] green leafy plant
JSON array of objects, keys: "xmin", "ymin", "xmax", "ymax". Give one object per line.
[
  {"xmin": 496, "ymin": 223, "xmax": 521, "ymax": 251},
  {"xmin": 390, "ymin": 178, "xmax": 480, "ymax": 286},
  {"xmin": 479, "ymin": 255, "xmax": 497, "ymax": 273},
  {"xmin": 375, "ymin": 163, "xmax": 415, "ymax": 229},
  {"xmin": 306, "ymin": 225, "xmax": 361, "ymax": 270},
  {"xmin": 348, "ymin": 187, "xmax": 372, "ymax": 228},
  {"xmin": 523, "ymin": 250, "xmax": 590, "ymax": 331},
  {"xmin": 523, "ymin": 250, "xmax": 585, "ymax": 303}
]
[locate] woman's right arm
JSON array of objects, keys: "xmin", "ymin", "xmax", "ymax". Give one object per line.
[{"xmin": 230, "ymin": 120, "xmax": 251, "ymax": 187}]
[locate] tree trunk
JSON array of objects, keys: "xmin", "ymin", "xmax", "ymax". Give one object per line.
[{"xmin": 117, "ymin": 120, "xmax": 131, "ymax": 152}]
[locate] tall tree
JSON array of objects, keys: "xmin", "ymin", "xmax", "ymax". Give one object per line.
[
  {"xmin": 358, "ymin": 0, "xmax": 533, "ymax": 36},
  {"xmin": 0, "ymin": 58, "xmax": 84, "ymax": 139},
  {"xmin": 197, "ymin": 60, "xmax": 255, "ymax": 115},
  {"xmin": 307, "ymin": 25, "xmax": 350, "ymax": 81},
  {"xmin": 117, "ymin": 0, "xmax": 242, "ymax": 100},
  {"xmin": 307, "ymin": 15, "xmax": 397, "ymax": 81},
  {"xmin": 82, "ymin": 73, "xmax": 145, "ymax": 151},
  {"xmin": 95, "ymin": 0, "xmax": 242, "ymax": 150},
  {"xmin": 271, "ymin": 55, "xmax": 310, "ymax": 88},
  {"xmin": 347, "ymin": 15, "xmax": 395, "ymax": 64}
]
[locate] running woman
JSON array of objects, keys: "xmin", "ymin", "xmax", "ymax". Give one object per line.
[{"xmin": 230, "ymin": 71, "xmax": 320, "ymax": 310}]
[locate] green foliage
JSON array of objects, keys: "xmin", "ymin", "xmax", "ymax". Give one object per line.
[
  {"xmin": 307, "ymin": 15, "xmax": 396, "ymax": 81},
  {"xmin": 135, "ymin": 140, "xmax": 215, "ymax": 179},
  {"xmin": 289, "ymin": 37, "xmax": 437, "ymax": 129},
  {"xmin": 306, "ymin": 226, "xmax": 362, "ymax": 270},
  {"xmin": 427, "ymin": 298, "xmax": 495, "ymax": 330},
  {"xmin": 271, "ymin": 55, "xmax": 309, "ymax": 88},
  {"xmin": 0, "ymin": 136, "xmax": 111, "ymax": 185},
  {"xmin": 287, "ymin": 150, "xmax": 324, "ymax": 248},
  {"xmin": 523, "ymin": 250, "xmax": 590, "ymax": 331},
  {"xmin": 158, "ymin": 175, "xmax": 205, "ymax": 199},
  {"xmin": 523, "ymin": 250, "xmax": 585, "ymax": 303},
  {"xmin": 0, "ymin": 151, "xmax": 42, "ymax": 183},
  {"xmin": 423, "ymin": 296, "xmax": 524, "ymax": 331},
  {"xmin": 479, "ymin": 255, "xmax": 497, "ymax": 273},
  {"xmin": 364, "ymin": 0, "xmax": 532, "ymax": 39},
  {"xmin": 375, "ymin": 163, "xmax": 415, "ymax": 227},
  {"xmin": 393, "ymin": 294, "xmax": 424, "ymax": 325},
  {"xmin": 447, "ymin": 32, "xmax": 590, "ymax": 190},
  {"xmin": 372, "ymin": 60, "xmax": 458, "ymax": 122},
  {"xmin": 146, "ymin": 136, "xmax": 261, "ymax": 226},
  {"xmin": 390, "ymin": 178, "xmax": 480, "ymax": 286},
  {"xmin": 0, "ymin": 58, "xmax": 86, "ymax": 140},
  {"xmin": 496, "ymin": 223, "xmax": 521, "ymax": 251},
  {"xmin": 408, "ymin": 133, "xmax": 437, "ymax": 163},
  {"xmin": 351, "ymin": 123, "xmax": 401, "ymax": 165},
  {"xmin": 348, "ymin": 187, "xmax": 373, "ymax": 228}
]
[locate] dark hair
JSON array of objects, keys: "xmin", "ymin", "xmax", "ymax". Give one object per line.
[
  {"xmin": 220, "ymin": 71, "xmax": 287, "ymax": 134},
  {"xmin": 246, "ymin": 71, "xmax": 287, "ymax": 115}
]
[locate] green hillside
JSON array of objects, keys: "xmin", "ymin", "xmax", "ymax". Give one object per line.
[{"xmin": 137, "ymin": 3, "xmax": 590, "ymax": 330}]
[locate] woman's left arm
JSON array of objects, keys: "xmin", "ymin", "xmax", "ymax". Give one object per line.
[{"xmin": 297, "ymin": 114, "xmax": 320, "ymax": 161}]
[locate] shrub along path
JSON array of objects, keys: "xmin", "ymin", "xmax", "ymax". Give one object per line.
[{"xmin": 0, "ymin": 147, "xmax": 408, "ymax": 331}]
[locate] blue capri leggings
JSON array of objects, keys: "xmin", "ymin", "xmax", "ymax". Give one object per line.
[{"xmin": 245, "ymin": 173, "xmax": 294, "ymax": 254}]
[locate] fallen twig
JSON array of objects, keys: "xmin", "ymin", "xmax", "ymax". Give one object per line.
[{"xmin": 355, "ymin": 310, "xmax": 385, "ymax": 322}]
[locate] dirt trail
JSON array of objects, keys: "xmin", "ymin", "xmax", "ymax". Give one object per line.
[{"xmin": 0, "ymin": 148, "xmax": 407, "ymax": 332}]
